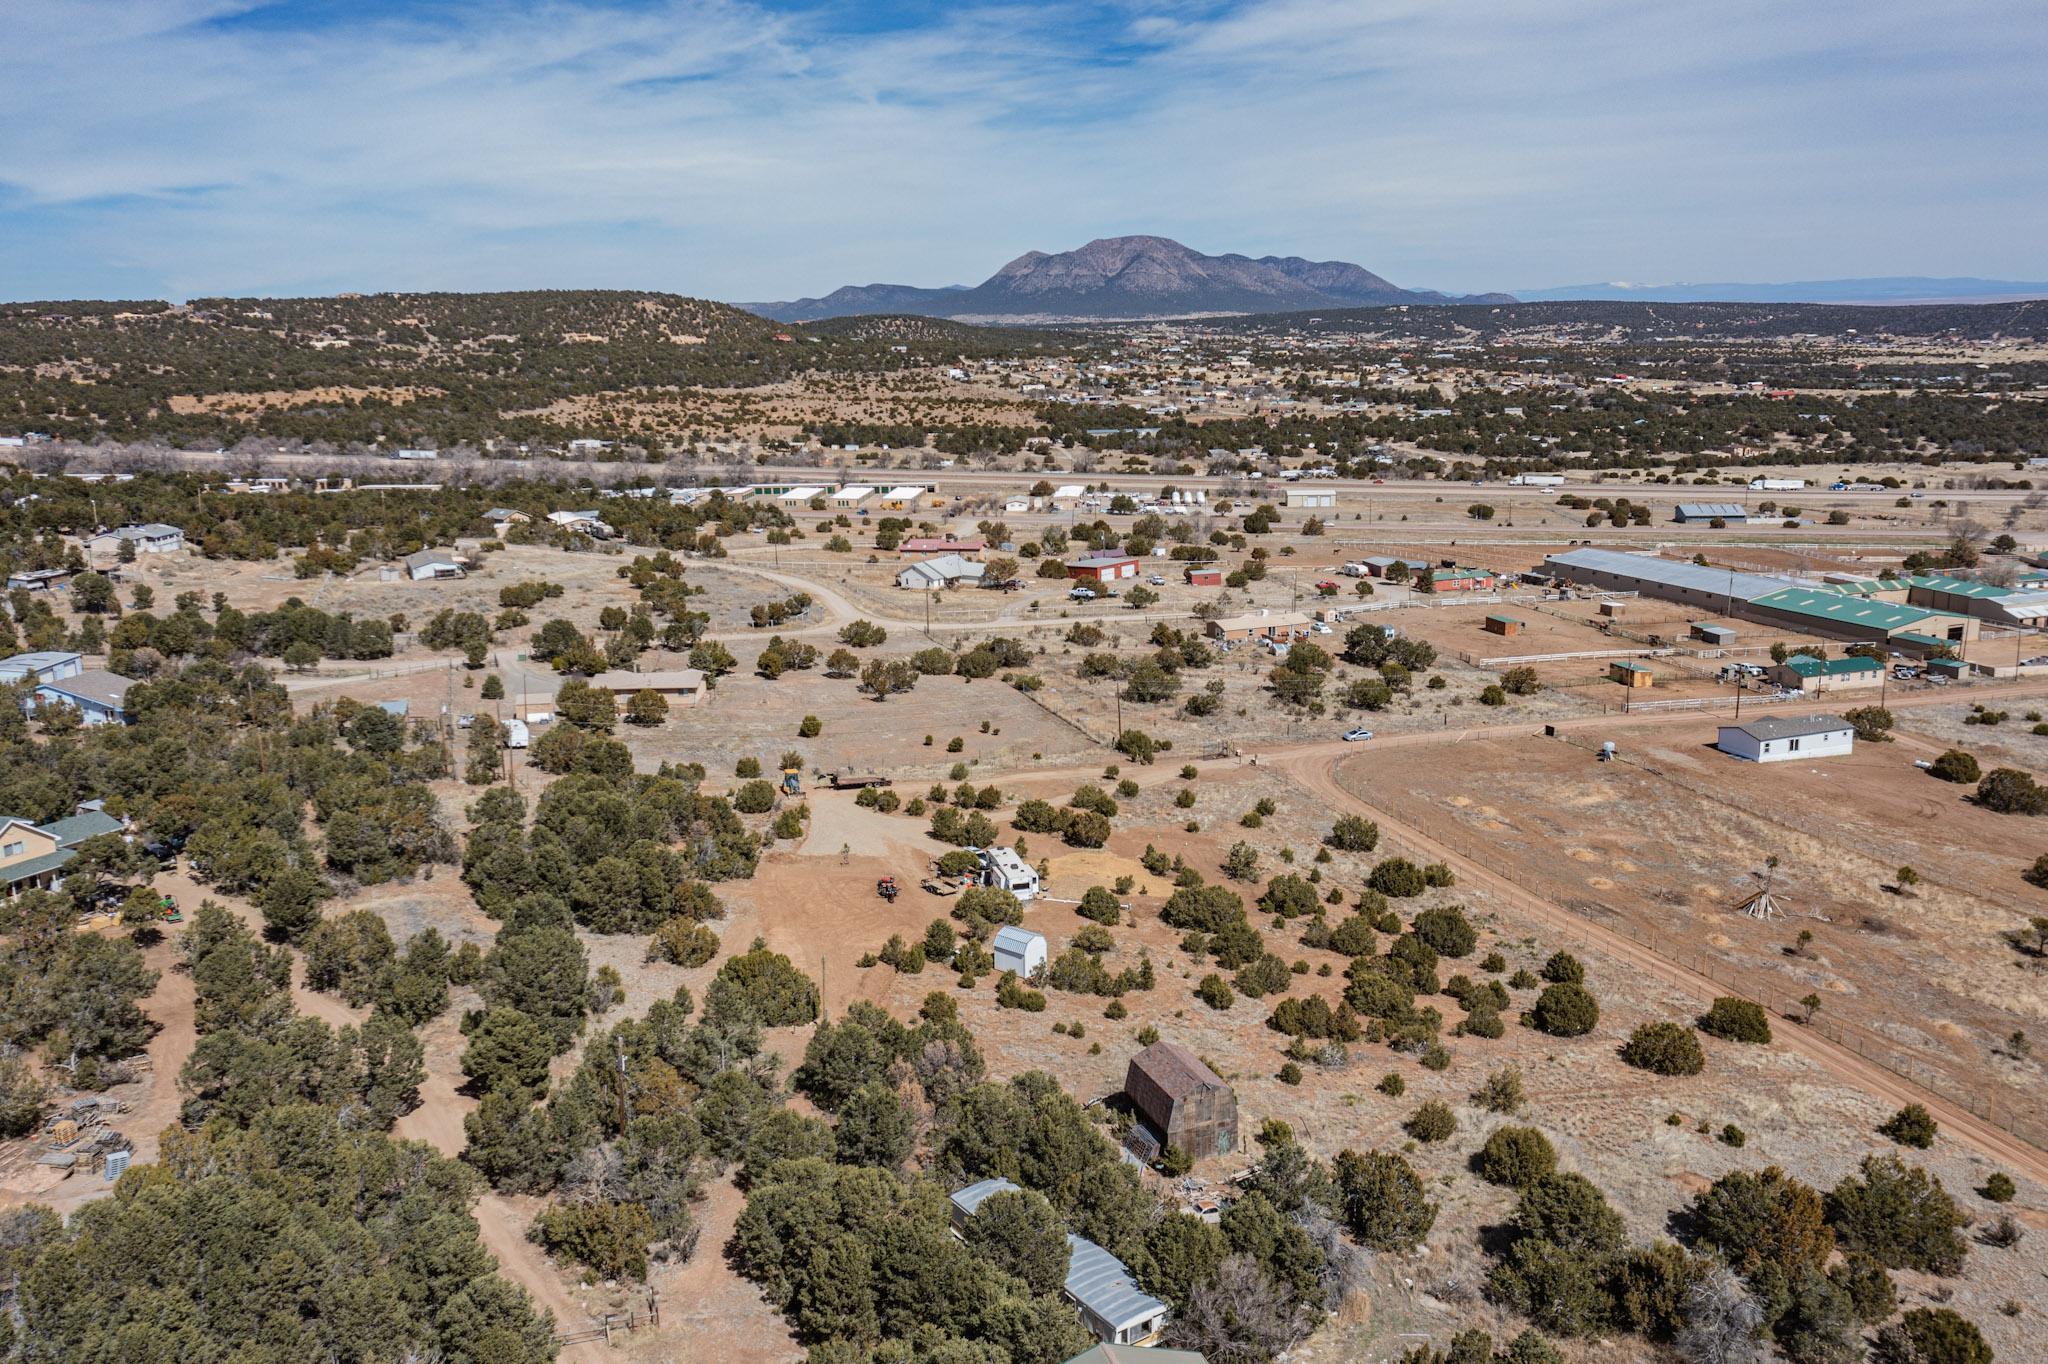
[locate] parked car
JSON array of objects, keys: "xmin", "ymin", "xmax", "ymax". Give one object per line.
[{"xmin": 1342, "ymin": 727, "xmax": 1376, "ymax": 742}]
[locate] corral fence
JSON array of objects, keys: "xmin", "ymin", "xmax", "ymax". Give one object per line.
[{"xmin": 554, "ymin": 1295, "xmax": 660, "ymax": 1348}]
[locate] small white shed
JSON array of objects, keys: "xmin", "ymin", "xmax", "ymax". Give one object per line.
[{"xmin": 991, "ymin": 925, "xmax": 1047, "ymax": 978}]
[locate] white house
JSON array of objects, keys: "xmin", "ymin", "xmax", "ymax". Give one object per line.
[
  {"xmin": 896, "ymin": 554, "xmax": 986, "ymax": 590},
  {"xmin": 85, "ymin": 523, "xmax": 185, "ymax": 556},
  {"xmin": 979, "ymin": 847, "xmax": 1042, "ymax": 901},
  {"xmin": 546, "ymin": 510, "xmax": 615, "ymax": 539},
  {"xmin": 1716, "ymin": 715, "xmax": 1855, "ymax": 763},
  {"xmin": 990, "ymin": 925, "xmax": 1048, "ymax": 977},
  {"xmin": 404, "ymin": 549, "xmax": 466, "ymax": 581}
]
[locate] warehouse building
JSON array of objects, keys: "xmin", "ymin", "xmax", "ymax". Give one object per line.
[
  {"xmin": 1543, "ymin": 548, "xmax": 1796, "ymax": 609},
  {"xmin": 1743, "ymin": 587, "xmax": 1977, "ymax": 646},
  {"xmin": 1673, "ymin": 503, "xmax": 1748, "ymax": 524},
  {"xmin": 1542, "ymin": 549, "xmax": 1978, "ymax": 645}
]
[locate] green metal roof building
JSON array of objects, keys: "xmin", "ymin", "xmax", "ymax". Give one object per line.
[{"xmin": 1746, "ymin": 587, "xmax": 1975, "ymax": 643}]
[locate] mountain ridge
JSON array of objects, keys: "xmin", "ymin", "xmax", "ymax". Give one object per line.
[
  {"xmin": 744, "ymin": 235, "xmax": 1512, "ymax": 322},
  {"xmin": 1514, "ymin": 276, "xmax": 2048, "ymax": 305}
]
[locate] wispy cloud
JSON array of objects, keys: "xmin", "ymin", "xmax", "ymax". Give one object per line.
[{"xmin": 2, "ymin": 0, "xmax": 2042, "ymax": 301}]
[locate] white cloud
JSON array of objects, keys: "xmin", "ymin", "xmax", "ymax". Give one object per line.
[{"xmin": 1, "ymin": 0, "xmax": 2042, "ymax": 300}]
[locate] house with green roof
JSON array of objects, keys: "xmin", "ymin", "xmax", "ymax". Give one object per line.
[
  {"xmin": 0, "ymin": 807, "xmax": 124, "ymax": 897},
  {"xmin": 1767, "ymin": 653, "xmax": 1884, "ymax": 693}
]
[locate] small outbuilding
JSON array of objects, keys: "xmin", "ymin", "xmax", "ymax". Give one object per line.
[
  {"xmin": 1716, "ymin": 714, "xmax": 1855, "ymax": 763},
  {"xmin": 1124, "ymin": 1039, "xmax": 1237, "ymax": 1160},
  {"xmin": 1690, "ymin": 622, "xmax": 1737, "ymax": 645},
  {"xmin": 991, "ymin": 925, "xmax": 1048, "ymax": 978},
  {"xmin": 1184, "ymin": 565, "xmax": 1223, "ymax": 587},
  {"xmin": 1483, "ymin": 615, "xmax": 1523, "ymax": 637},
  {"xmin": 1608, "ymin": 661, "xmax": 1654, "ymax": 688}
]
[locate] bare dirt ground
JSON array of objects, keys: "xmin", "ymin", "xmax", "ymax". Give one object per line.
[{"xmin": 1329, "ymin": 727, "xmax": 2048, "ymax": 1141}]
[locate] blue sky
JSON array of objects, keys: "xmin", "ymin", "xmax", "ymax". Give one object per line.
[{"xmin": 2, "ymin": 0, "xmax": 2042, "ymax": 302}]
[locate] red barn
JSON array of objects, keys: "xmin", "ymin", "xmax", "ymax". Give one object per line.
[
  {"xmin": 1184, "ymin": 566, "xmax": 1223, "ymax": 587},
  {"xmin": 1068, "ymin": 553, "xmax": 1139, "ymax": 583}
]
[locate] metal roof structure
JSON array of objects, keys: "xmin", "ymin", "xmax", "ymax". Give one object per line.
[
  {"xmin": 949, "ymin": 1177, "xmax": 1021, "ymax": 1220},
  {"xmin": 1749, "ymin": 587, "xmax": 1957, "ymax": 633},
  {"xmin": 1673, "ymin": 503, "xmax": 1749, "ymax": 519},
  {"xmin": 1061, "ymin": 1346, "xmax": 1207, "ymax": 1364},
  {"xmin": 1543, "ymin": 549, "xmax": 1798, "ymax": 602},
  {"xmin": 1064, "ymin": 1235, "xmax": 1168, "ymax": 1336},
  {"xmin": 1778, "ymin": 654, "xmax": 1882, "ymax": 677},
  {"xmin": 1722, "ymin": 714, "xmax": 1854, "ymax": 743},
  {"xmin": 991, "ymin": 925, "xmax": 1045, "ymax": 957},
  {"xmin": 0, "ymin": 650, "xmax": 82, "ymax": 681},
  {"xmin": 1905, "ymin": 574, "xmax": 2011, "ymax": 599}
]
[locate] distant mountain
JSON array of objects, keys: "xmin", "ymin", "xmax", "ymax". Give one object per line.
[
  {"xmin": 1515, "ymin": 276, "xmax": 2048, "ymax": 305},
  {"xmin": 745, "ymin": 236, "xmax": 1512, "ymax": 322}
]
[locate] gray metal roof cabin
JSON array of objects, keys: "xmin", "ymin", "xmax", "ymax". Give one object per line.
[
  {"xmin": 1063, "ymin": 1234, "xmax": 1169, "ymax": 1347},
  {"xmin": 1124, "ymin": 1040, "xmax": 1237, "ymax": 1159}
]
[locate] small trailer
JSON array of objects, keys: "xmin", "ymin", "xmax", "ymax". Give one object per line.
[{"xmin": 829, "ymin": 772, "xmax": 893, "ymax": 790}]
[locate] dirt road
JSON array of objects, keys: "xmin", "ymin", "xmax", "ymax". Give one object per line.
[{"xmin": 1276, "ymin": 744, "xmax": 2048, "ymax": 1185}]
